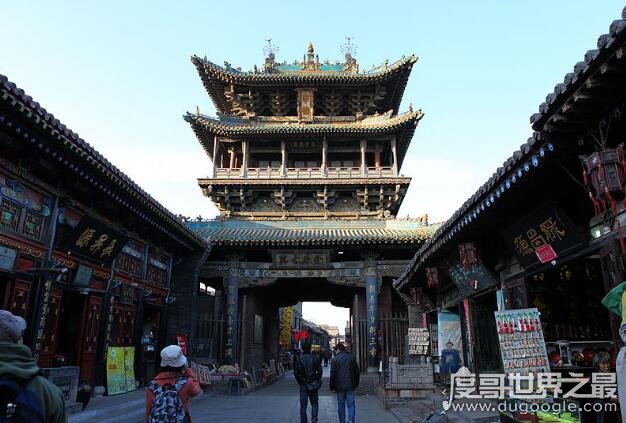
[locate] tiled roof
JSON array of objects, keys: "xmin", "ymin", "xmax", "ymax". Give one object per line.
[
  {"xmin": 0, "ymin": 74, "xmax": 206, "ymax": 250},
  {"xmin": 530, "ymin": 7, "xmax": 626, "ymax": 131},
  {"xmin": 395, "ymin": 5, "xmax": 626, "ymax": 289},
  {"xmin": 185, "ymin": 110, "xmax": 423, "ymax": 167},
  {"xmin": 192, "ymin": 55, "xmax": 416, "ymax": 115},
  {"xmin": 192, "ymin": 55, "xmax": 416, "ymax": 84},
  {"xmin": 187, "ymin": 219, "xmax": 439, "ymax": 247}
]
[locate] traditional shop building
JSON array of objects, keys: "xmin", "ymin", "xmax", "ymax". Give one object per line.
[
  {"xmin": 184, "ymin": 43, "xmax": 438, "ymax": 372},
  {"xmin": 0, "ymin": 74, "xmax": 208, "ymax": 392},
  {"xmin": 396, "ymin": 5, "xmax": 626, "ymax": 392}
]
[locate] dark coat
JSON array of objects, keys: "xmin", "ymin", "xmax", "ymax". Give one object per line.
[
  {"xmin": 330, "ymin": 351, "xmax": 360, "ymax": 391},
  {"xmin": 294, "ymin": 353, "xmax": 323, "ymax": 391}
]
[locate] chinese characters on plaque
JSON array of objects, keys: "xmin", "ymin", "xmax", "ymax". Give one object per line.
[
  {"xmin": 408, "ymin": 328, "xmax": 430, "ymax": 355},
  {"xmin": 62, "ymin": 216, "xmax": 127, "ymax": 264},
  {"xmin": 503, "ymin": 204, "xmax": 582, "ymax": 268},
  {"xmin": 271, "ymin": 250, "xmax": 330, "ymax": 269}
]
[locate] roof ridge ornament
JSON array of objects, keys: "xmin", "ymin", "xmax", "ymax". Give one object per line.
[
  {"xmin": 341, "ymin": 37, "xmax": 358, "ymax": 73},
  {"xmin": 263, "ymin": 39, "xmax": 278, "ymax": 72}
]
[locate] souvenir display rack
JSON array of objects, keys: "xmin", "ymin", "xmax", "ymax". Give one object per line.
[{"xmin": 495, "ymin": 308, "xmax": 550, "ymax": 375}]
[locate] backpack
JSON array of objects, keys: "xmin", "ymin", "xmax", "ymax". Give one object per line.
[
  {"xmin": 0, "ymin": 379, "xmax": 45, "ymax": 423},
  {"xmin": 148, "ymin": 377, "xmax": 188, "ymax": 423}
]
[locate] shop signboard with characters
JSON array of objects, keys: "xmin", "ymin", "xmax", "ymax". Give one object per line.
[{"xmin": 408, "ymin": 328, "xmax": 429, "ymax": 355}]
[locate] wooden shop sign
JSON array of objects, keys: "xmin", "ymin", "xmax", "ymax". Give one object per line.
[
  {"xmin": 61, "ymin": 215, "xmax": 128, "ymax": 265},
  {"xmin": 503, "ymin": 203, "xmax": 582, "ymax": 268}
]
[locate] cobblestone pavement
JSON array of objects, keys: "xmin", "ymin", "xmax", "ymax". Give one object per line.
[{"xmin": 188, "ymin": 367, "xmax": 396, "ymax": 422}]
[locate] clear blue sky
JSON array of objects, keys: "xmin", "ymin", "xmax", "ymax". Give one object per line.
[{"xmin": 2, "ymin": 1, "xmax": 623, "ymax": 328}]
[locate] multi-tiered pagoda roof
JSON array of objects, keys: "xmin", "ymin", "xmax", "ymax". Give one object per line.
[
  {"xmin": 191, "ymin": 50, "xmax": 416, "ymax": 116},
  {"xmin": 186, "ymin": 43, "xmax": 430, "ymax": 227}
]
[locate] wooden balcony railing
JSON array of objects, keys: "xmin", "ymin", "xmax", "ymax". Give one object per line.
[{"xmin": 214, "ymin": 166, "xmax": 396, "ymax": 179}]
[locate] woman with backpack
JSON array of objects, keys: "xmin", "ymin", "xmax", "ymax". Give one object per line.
[{"xmin": 146, "ymin": 345, "xmax": 201, "ymax": 423}]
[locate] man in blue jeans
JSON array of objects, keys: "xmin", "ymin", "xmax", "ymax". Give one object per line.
[
  {"xmin": 330, "ymin": 343, "xmax": 360, "ymax": 423},
  {"xmin": 295, "ymin": 342, "xmax": 323, "ymax": 423}
]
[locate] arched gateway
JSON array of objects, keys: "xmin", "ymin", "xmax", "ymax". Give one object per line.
[{"xmin": 183, "ymin": 44, "xmax": 438, "ymax": 372}]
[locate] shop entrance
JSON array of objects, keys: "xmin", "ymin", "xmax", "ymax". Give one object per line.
[
  {"xmin": 528, "ymin": 258, "xmax": 611, "ymax": 343},
  {"xmin": 138, "ymin": 305, "xmax": 161, "ymax": 384},
  {"xmin": 471, "ymin": 291, "xmax": 501, "ymax": 373},
  {"xmin": 56, "ymin": 290, "xmax": 85, "ymax": 365}
]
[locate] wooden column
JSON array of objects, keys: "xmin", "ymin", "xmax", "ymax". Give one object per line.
[
  {"xmin": 391, "ymin": 137, "xmax": 398, "ymax": 175},
  {"xmin": 229, "ymin": 148, "xmax": 236, "ymax": 169},
  {"xmin": 241, "ymin": 140, "xmax": 249, "ymax": 177},
  {"xmin": 360, "ymin": 139, "xmax": 367, "ymax": 176},
  {"xmin": 353, "ymin": 293, "xmax": 360, "ymax": 371},
  {"xmin": 212, "ymin": 136, "xmax": 219, "ymax": 177},
  {"xmin": 240, "ymin": 294, "xmax": 247, "ymax": 369},
  {"xmin": 281, "ymin": 140, "xmax": 287, "ymax": 176},
  {"xmin": 321, "ymin": 138, "xmax": 328, "ymax": 176},
  {"xmin": 374, "ymin": 144, "xmax": 381, "ymax": 169}
]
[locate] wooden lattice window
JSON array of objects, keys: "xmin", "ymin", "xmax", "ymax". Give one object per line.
[
  {"xmin": 23, "ymin": 210, "xmax": 44, "ymax": 239},
  {"xmin": 0, "ymin": 201, "xmax": 21, "ymax": 232},
  {"xmin": 148, "ymin": 265, "xmax": 167, "ymax": 286},
  {"xmin": 116, "ymin": 253, "xmax": 142, "ymax": 277}
]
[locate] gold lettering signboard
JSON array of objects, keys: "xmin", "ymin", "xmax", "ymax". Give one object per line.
[
  {"xmin": 503, "ymin": 203, "xmax": 583, "ymax": 268},
  {"xmin": 271, "ymin": 250, "xmax": 330, "ymax": 269},
  {"xmin": 62, "ymin": 215, "xmax": 128, "ymax": 265}
]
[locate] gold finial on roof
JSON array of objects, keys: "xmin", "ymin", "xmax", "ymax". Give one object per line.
[
  {"xmin": 308, "ymin": 42, "xmax": 314, "ymax": 54},
  {"xmin": 195, "ymin": 105, "xmax": 201, "ymax": 116}
]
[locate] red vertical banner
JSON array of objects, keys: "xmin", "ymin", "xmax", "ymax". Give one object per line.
[
  {"xmin": 176, "ymin": 333, "xmax": 187, "ymax": 355},
  {"xmin": 421, "ymin": 313, "xmax": 428, "ymax": 329},
  {"xmin": 463, "ymin": 298, "xmax": 473, "ymax": 370}
]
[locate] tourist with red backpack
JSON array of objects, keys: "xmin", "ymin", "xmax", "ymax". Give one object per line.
[
  {"xmin": 0, "ymin": 309, "xmax": 66, "ymax": 423},
  {"xmin": 146, "ymin": 345, "xmax": 201, "ymax": 423}
]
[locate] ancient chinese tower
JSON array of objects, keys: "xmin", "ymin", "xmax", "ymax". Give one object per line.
[{"xmin": 184, "ymin": 42, "xmax": 436, "ymax": 371}]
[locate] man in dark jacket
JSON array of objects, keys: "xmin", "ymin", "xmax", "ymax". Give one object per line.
[
  {"xmin": 294, "ymin": 342, "xmax": 322, "ymax": 423},
  {"xmin": 329, "ymin": 343, "xmax": 360, "ymax": 423},
  {"xmin": 0, "ymin": 309, "xmax": 66, "ymax": 423}
]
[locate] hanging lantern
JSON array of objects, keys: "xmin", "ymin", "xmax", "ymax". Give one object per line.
[
  {"xmin": 458, "ymin": 242, "xmax": 480, "ymax": 271},
  {"xmin": 425, "ymin": 266, "xmax": 439, "ymax": 289},
  {"xmin": 581, "ymin": 144, "xmax": 626, "ymax": 215},
  {"xmin": 410, "ymin": 287, "xmax": 420, "ymax": 307}
]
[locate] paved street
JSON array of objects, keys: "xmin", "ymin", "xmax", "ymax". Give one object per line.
[{"xmin": 187, "ymin": 367, "xmax": 395, "ymax": 423}]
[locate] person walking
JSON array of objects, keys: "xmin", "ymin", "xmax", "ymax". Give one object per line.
[
  {"xmin": 294, "ymin": 341, "xmax": 323, "ymax": 423},
  {"xmin": 0, "ymin": 309, "xmax": 66, "ymax": 423},
  {"xmin": 330, "ymin": 343, "xmax": 360, "ymax": 423},
  {"xmin": 146, "ymin": 345, "xmax": 201, "ymax": 423}
]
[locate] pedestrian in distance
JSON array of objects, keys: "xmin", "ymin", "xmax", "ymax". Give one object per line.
[
  {"xmin": 330, "ymin": 342, "xmax": 360, "ymax": 423},
  {"xmin": 146, "ymin": 345, "xmax": 201, "ymax": 423},
  {"xmin": 0, "ymin": 309, "xmax": 66, "ymax": 423},
  {"xmin": 294, "ymin": 341, "xmax": 323, "ymax": 423}
]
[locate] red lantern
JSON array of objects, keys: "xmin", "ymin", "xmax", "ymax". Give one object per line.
[
  {"xmin": 425, "ymin": 267, "xmax": 439, "ymax": 289},
  {"xmin": 458, "ymin": 242, "xmax": 480, "ymax": 271},
  {"xmin": 410, "ymin": 287, "xmax": 420, "ymax": 307},
  {"xmin": 581, "ymin": 144, "xmax": 626, "ymax": 214}
]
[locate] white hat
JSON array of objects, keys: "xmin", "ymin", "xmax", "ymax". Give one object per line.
[{"xmin": 160, "ymin": 345, "xmax": 187, "ymax": 368}]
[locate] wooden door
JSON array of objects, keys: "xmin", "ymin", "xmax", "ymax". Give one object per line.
[
  {"xmin": 471, "ymin": 296, "xmax": 501, "ymax": 373},
  {"xmin": 7, "ymin": 280, "xmax": 31, "ymax": 317},
  {"xmin": 78, "ymin": 295, "xmax": 102, "ymax": 384}
]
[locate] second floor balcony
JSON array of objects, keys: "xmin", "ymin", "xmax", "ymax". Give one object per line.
[{"xmin": 214, "ymin": 165, "xmax": 397, "ymax": 179}]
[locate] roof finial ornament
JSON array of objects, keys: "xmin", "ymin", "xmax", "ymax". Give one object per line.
[
  {"xmin": 308, "ymin": 42, "xmax": 314, "ymax": 55},
  {"xmin": 409, "ymin": 102, "xmax": 413, "ymax": 113},
  {"xmin": 341, "ymin": 37, "xmax": 358, "ymax": 73},
  {"xmin": 263, "ymin": 39, "xmax": 278, "ymax": 72},
  {"xmin": 196, "ymin": 105, "xmax": 201, "ymax": 117}
]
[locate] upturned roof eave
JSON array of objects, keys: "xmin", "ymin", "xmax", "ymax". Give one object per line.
[{"xmin": 0, "ymin": 74, "xmax": 206, "ymax": 251}]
